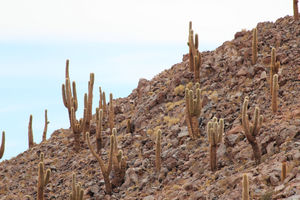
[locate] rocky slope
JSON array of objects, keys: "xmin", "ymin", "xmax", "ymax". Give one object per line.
[{"xmin": 0, "ymin": 15, "xmax": 299, "ymax": 200}]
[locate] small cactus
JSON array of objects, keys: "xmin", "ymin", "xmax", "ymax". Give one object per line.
[
  {"xmin": 272, "ymin": 74, "xmax": 279, "ymax": 113},
  {"xmin": 242, "ymin": 174, "xmax": 249, "ymax": 200},
  {"xmin": 185, "ymin": 83, "xmax": 203, "ymax": 139},
  {"xmin": 294, "ymin": 0, "xmax": 299, "ymax": 21},
  {"xmin": 270, "ymin": 48, "xmax": 280, "ymax": 96},
  {"xmin": 28, "ymin": 115, "xmax": 34, "ymax": 149},
  {"xmin": 155, "ymin": 130, "xmax": 162, "ymax": 173},
  {"xmin": 42, "ymin": 109, "xmax": 49, "ymax": 142},
  {"xmin": 281, "ymin": 162, "xmax": 287, "ymax": 181},
  {"xmin": 241, "ymin": 97, "xmax": 263, "ymax": 164},
  {"xmin": 37, "ymin": 153, "xmax": 51, "ymax": 200},
  {"xmin": 0, "ymin": 131, "xmax": 5, "ymax": 159},
  {"xmin": 207, "ymin": 117, "xmax": 224, "ymax": 171},
  {"xmin": 69, "ymin": 173, "xmax": 84, "ymax": 200},
  {"xmin": 252, "ymin": 28, "xmax": 258, "ymax": 64}
]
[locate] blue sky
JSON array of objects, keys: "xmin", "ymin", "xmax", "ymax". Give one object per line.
[{"xmin": 0, "ymin": 0, "xmax": 292, "ymax": 160}]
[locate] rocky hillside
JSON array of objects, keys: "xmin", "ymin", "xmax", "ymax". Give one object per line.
[{"xmin": 0, "ymin": 15, "xmax": 299, "ymax": 200}]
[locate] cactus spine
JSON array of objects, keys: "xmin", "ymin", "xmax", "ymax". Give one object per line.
[
  {"xmin": 272, "ymin": 74, "xmax": 279, "ymax": 113},
  {"xmin": 294, "ymin": 0, "xmax": 299, "ymax": 20},
  {"xmin": 42, "ymin": 109, "xmax": 49, "ymax": 142},
  {"xmin": 185, "ymin": 83, "xmax": 203, "ymax": 139},
  {"xmin": 37, "ymin": 153, "xmax": 51, "ymax": 200},
  {"xmin": 0, "ymin": 131, "xmax": 5, "ymax": 159},
  {"xmin": 155, "ymin": 130, "xmax": 162, "ymax": 173},
  {"xmin": 242, "ymin": 174, "xmax": 249, "ymax": 200},
  {"xmin": 86, "ymin": 132, "xmax": 113, "ymax": 194},
  {"xmin": 252, "ymin": 28, "xmax": 258, "ymax": 64},
  {"xmin": 69, "ymin": 173, "xmax": 84, "ymax": 200},
  {"xmin": 281, "ymin": 162, "xmax": 287, "ymax": 181},
  {"xmin": 28, "ymin": 115, "xmax": 34, "ymax": 149},
  {"xmin": 241, "ymin": 97, "xmax": 263, "ymax": 164},
  {"xmin": 207, "ymin": 117, "xmax": 224, "ymax": 171}
]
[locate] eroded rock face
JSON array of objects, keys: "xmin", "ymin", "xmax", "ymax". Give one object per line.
[{"xmin": 0, "ymin": 15, "xmax": 299, "ymax": 200}]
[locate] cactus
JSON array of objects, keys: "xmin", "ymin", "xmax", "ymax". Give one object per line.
[
  {"xmin": 252, "ymin": 28, "xmax": 258, "ymax": 64},
  {"xmin": 69, "ymin": 173, "xmax": 84, "ymax": 200},
  {"xmin": 188, "ymin": 22, "xmax": 202, "ymax": 82},
  {"xmin": 70, "ymin": 107, "xmax": 87, "ymax": 151},
  {"xmin": 272, "ymin": 74, "xmax": 279, "ymax": 113},
  {"xmin": 28, "ymin": 115, "xmax": 34, "ymax": 149},
  {"xmin": 111, "ymin": 128, "xmax": 127, "ymax": 187},
  {"xmin": 0, "ymin": 131, "xmax": 5, "ymax": 159},
  {"xmin": 62, "ymin": 60, "xmax": 78, "ymax": 126},
  {"xmin": 99, "ymin": 87, "xmax": 107, "ymax": 116},
  {"xmin": 37, "ymin": 153, "xmax": 51, "ymax": 200},
  {"xmin": 294, "ymin": 0, "xmax": 299, "ymax": 20},
  {"xmin": 83, "ymin": 73, "xmax": 94, "ymax": 141},
  {"xmin": 270, "ymin": 48, "xmax": 280, "ymax": 96},
  {"xmin": 109, "ymin": 93, "xmax": 115, "ymax": 135},
  {"xmin": 242, "ymin": 174, "xmax": 249, "ymax": 200},
  {"xmin": 155, "ymin": 130, "xmax": 162, "ymax": 173},
  {"xmin": 241, "ymin": 97, "xmax": 263, "ymax": 164},
  {"xmin": 95, "ymin": 108, "xmax": 103, "ymax": 153},
  {"xmin": 42, "ymin": 109, "xmax": 49, "ymax": 142},
  {"xmin": 86, "ymin": 132, "xmax": 113, "ymax": 194},
  {"xmin": 185, "ymin": 83, "xmax": 203, "ymax": 139},
  {"xmin": 281, "ymin": 162, "xmax": 287, "ymax": 181},
  {"xmin": 207, "ymin": 117, "xmax": 224, "ymax": 171}
]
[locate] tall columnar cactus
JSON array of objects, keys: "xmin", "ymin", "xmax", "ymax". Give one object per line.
[
  {"xmin": 37, "ymin": 153, "xmax": 51, "ymax": 200},
  {"xmin": 270, "ymin": 48, "xmax": 280, "ymax": 96},
  {"xmin": 69, "ymin": 173, "xmax": 84, "ymax": 200},
  {"xmin": 111, "ymin": 128, "xmax": 127, "ymax": 187},
  {"xmin": 272, "ymin": 74, "xmax": 279, "ymax": 113},
  {"xmin": 242, "ymin": 174, "xmax": 249, "ymax": 200},
  {"xmin": 185, "ymin": 83, "xmax": 203, "ymax": 139},
  {"xmin": 252, "ymin": 28, "xmax": 258, "ymax": 64},
  {"xmin": 0, "ymin": 131, "xmax": 5, "ymax": 159},
  {"xmin": 99, "ymin": 87, "xmax": 107, "ymax": 116},
  {"xmin": 187, "ymin": 22, "xmax": 202, "ymax": 82},
  {"xmin": 281, "ymin": 162, "xmax": 287, "ymax": 181},
  {"xmin": 83, "ymin": 73, "xmax": 95, "ymax": 141},
  {"xmin": 86, "ymin": 132, "xmax": 113, "ymax": 194},
  {"xmin": 42, "ymin": 109, "xmax": 49, "ymax": 142},
  {"xmin": 294, "ymin": 0, "xmax": 299, "ymax": 20},
  {"xmin": 109, "ymin": 93, "xmax": 115, "ymax": 135},
  {"xmin": 62, "ymin": 60, "xmax": 78, "ymax": 126},
  {"xmin": 155, "ymin": 129, "xmax": 162, "ymax": 173},
  {"xmin": 95, "ymin": 108, "xmax": 103, "ymax": 153},
  {"xmin": 70, "ymin": 107, "xmax": 87, "ymax": 151},
  {"xmin": 207, "ymin": 117, "xmax": 224, "ymax": 171},
  {"xmin": 28, "ymin": 115, "xmax": 34, "ymax": 149},
  {"xmin": 126, "ymin": 119, "xmax": 132, "ymax": 133},
  {"xmin": 241, "ymin": 97, "xmax": 263, "ymax": 164}
]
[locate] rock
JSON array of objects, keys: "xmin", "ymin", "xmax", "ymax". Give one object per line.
[
  {"xmin": 237, "ymin": 67, "xmax": 248, "ymax": 76},
  {"xmin": 165, "ymin": 157, "xmax": 178, "ymax": 171},
  {"xmin": 260, "ymin": 71, "xmax": 267, "ymax": 79},
  {"xmin": 183, "ymin": 181, "xmax": 195, "ymax": 191},
  {"xmin": 143, "ymin": 195, "xmax": 155, "ymax": 200},
  {"xmin": 269, "ymin": 173, "xmax": 279, "ymax": 186},
  {"xmin": 178, "ymin": 127, "xmax": 189, "ymax": 138}
]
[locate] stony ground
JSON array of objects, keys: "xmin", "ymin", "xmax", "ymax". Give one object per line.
[{"xmin": 0, "ymin": 15, "xmax": 299, "ymax": 200}]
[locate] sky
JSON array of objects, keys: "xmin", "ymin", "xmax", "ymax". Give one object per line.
[{"xmin": 0, "ymin": 0, "xmax": 292, "ymax": 160}]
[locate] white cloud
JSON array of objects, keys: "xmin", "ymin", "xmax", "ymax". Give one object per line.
[{"xmin": 0, "ymin": 0, "xmax": 292, "ymax": 45}]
